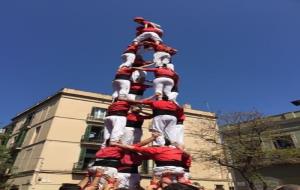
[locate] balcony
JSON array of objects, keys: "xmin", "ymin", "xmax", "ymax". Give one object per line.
[
  {"xmin": 73, "ymin": 161, "xmax": 85, "ymax": 172},
  {"xmin": 86, "ymin": 114, "xmax": 105, "ymax": 124},
  {"xmin": 81, "ymin": 134, "xmax": 104, "ymax": 146}
]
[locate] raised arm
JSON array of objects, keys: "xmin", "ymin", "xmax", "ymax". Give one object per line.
[
  {"xmin": 138, "ymin": 132, "xmax": 160, "ymax": 146},
  {"xmin": 117, "ymin": 97, "xmax": 143, "ymax": 104},
  {"xmin": 132, "ymin": 67, "xmax": 157, "ymax": 72}
]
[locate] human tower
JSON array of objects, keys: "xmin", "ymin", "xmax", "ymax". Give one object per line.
[{"xmin": 86, "ymin": 17, "xmax": 191, "ymax": 190}]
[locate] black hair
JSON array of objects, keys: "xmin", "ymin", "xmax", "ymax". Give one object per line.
[
  {"xmin": 163, "ymin": 183, "xmax": 198, "ymax": 190},
  {"xmin": 162, "ymin": 95, "xmax": 169, "ymax": 101},
  {"xmin": 165, "ymin": 138, "xmax": 171, "ymax": 146},
  {"xmin": 105, "ymin": 138, "xmax": 111, "ymax": 147}
]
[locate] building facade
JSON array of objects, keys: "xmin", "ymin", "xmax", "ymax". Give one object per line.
[
  {"xmin": 227, "ymin": 111, "xmax": 300, "ymax": 190},
  {"xmin": 5, "ymin": 88, "xmax": 233, "ymax": 190}
]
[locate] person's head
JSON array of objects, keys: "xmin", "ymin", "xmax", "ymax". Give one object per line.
[
  {"xmin": 161, "ymin": 176, "xmax": 173, "ymax": 188},
  {"xmin": 134, "ymin": 16, "xmax": 145, "ymax": 24},
  {"xmin": 59, "ymin": 183, "xmax": 81, "ymax": 190},
  {"xmin": 163, "ymin": 183, "xmax": 198, "ymax": 190},
  {"xmin": 274, "ymin": 185, "xmax": 300, "ymax": 190}
]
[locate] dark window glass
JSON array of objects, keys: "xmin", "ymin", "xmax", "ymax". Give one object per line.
[
  {"xmin": 273, "ymin": 135, "xmax": 295, "ymax": 149},
  {"xmin": 87, "ymin": 126, "xmax": 104, "ymax": 143}
]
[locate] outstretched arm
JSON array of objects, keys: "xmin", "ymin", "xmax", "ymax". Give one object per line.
[
  {"xmin": 141, "ymin": 62, "xmax": 155, "ymax": 68},
  {"xmin": 117, "ymin": 97, "xmax": 143, "ymax": 104},
  {"xmin": 110, "ymin": 142, "xmax": 135, "ymax": 150},
  {"xmin": 111, "ymin": 132, "xmax": 160, "ymax": 149},
  {"xmin": 138, "ymin": 132, "xmax": 160, "ymax": 146}
]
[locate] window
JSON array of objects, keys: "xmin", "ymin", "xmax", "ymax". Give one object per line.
[
  {"xmin": 272, "ymin": 135, "xmax": 295, "ymax": 149},
  {"xmin": 215, "ymin": 185, "xmax": 224, "ymax": 190},
  {"xmin": 91, "ymin": 107, "xmax": 106, "ymax": 119},
  {"xmin": 83, "ymin": 125, "xmax": 104, "ymax": 143},
  {"xmin": 24, "ymin": 113, "xmax": 34, "ymax": 126},
  {"xmin": 82, "ymin": 148, "xmax": 98, "ymax": 169},
  {"xmin": 141, "ymin": 160, "xmax": 149, "ymax": 174},
  {"xmin": 30, "ymin": 126, "xmax": 41, "ymax": 144}
]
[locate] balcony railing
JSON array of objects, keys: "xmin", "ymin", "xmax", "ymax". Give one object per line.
[
  {"xmin": 73, "ymin": 161, "xmax": 84, "ymax": 171},
  {"xmin": 86, "ymin": 114, "xmax": 105, "ymax": 123},
  {"xmin": 81, "ymin": 135, "xmax": 104, "ymax": 146}
]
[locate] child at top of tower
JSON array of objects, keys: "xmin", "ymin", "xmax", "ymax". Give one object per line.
[{"xmin": 133, "ymin": 17, "xmax": 164, "ymax": 45}]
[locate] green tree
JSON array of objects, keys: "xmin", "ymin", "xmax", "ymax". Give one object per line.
[
  {"xmin": 189, "ymin": 111, "xmax": 300, "ymax": 190},
  {"xmin": 0, "ymin": 132, "xmax": 13, "ymax": 189}
]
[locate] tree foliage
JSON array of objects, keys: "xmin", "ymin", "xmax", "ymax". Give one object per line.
[
  {"xmin": 188, "ymin": 111, "xmax": 300, "ymax": 190},
  {"xmin": 0, "ymin": 133, "xmax": 13, "ymax": 189}
]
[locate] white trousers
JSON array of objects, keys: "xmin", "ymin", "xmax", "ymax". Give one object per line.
[
  {"xmin": 133, "ymin": 32, "xmax": 162, "ymax": 43},
  {"xmin": 120, "ymin": 53, "xmax": 136, "ymax": 68},
  {"xmin": 151, "ymin": 115, "xmax": 177, "ymax": 146},
  {"xmin": 117, "ymin": 173, "xmax": 141, "ymax": 190},
  {"xmin": 168, "ymin": 91, "xmax": 178, "ymax": 101},
  {"xmin": 153, "ymin": 51, "xmax": 171, "ymax": 67},
  {"xmin": 104, "ymin": 116, "xmax": 127, "ymax": 143},
  {"xmin": 112, "ymin": 79, "xmax": 130, "ymax": 100},
  {"xmin": 121, "ymin": 127, "xmax": 143, "ymax": 145},
  {"xmin": 171, "ymin": 124, "xmax": 184, "ymax": 145},
  {"xmin": 127, "ymin": 94, "xmax": 143, "ymax": 101},
  {"xmin": 153, "ymin": 166, "xmax": 185, "ymax": 176},
  {"xmin": 131, "ymin": 70, "xmax": 147, "ymax": 83},
  {"xmin": 153, "ymin": 77, "xmax": 174, "ymax": 99}
]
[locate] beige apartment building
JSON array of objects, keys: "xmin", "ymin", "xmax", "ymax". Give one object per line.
[{"xmin": 5, "ymin": 88, "xmax": 233, "ymax": 190}]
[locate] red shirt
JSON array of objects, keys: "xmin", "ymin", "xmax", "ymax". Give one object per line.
[
  {"xmin": 153, "ymin": 43, "xmax": 177, "ymax": 55},
  {"xmin": 142, "ymin": 100, "xmax": 179, "ymax": 112},
  {"xmin": 107, "ymin": 100, "xmax": 130, "ymax": 115},
  {"xmin": 143, "ymin": 67, "xmax": 177, "ymax": 80},
  {"xmin": 120, "ymin": 151, "xmax": 148, "ymax": 166},
  {"xmin": 136, "ymin": 21, "xmax": 163, "ymax": 37},
  {"xmin": 123, "ymin": 44, "xmax": 138, "ymax": 54},
  {"xmin": 115, "ymin": 67, "xmax": 135, "ymax": 80},
  {"xmin": 129, "ymin": 82, "xmax": 151, "ymax": 95},
  {"xmin": 126, "ymin": 112, "xmax": 152, "ymax": 128},
  {"xmin": 133, "ymin": 146, "xmax": 183, "ymax": 162},
  {"xmin": 177, "ymin": 107, "xmax": 185, "ymax": 123},
  {"xmin": 127, "ymin": 112, "xmax": 152, "ymax": 122},
  {"xmin": 95, "ymin": 146, "xmax": 123, "ymax": 159},
  {"xmin": 182, "ymin": 153, "xmax": 192, "ymax": 169}
]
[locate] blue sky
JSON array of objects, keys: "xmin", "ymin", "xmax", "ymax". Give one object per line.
[{"xmin": 1, "ymin": 0, "xmax": 300, "ymax": 125}]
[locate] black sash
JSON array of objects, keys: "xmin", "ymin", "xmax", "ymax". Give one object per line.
[
  {"xmin": 114, "ymin": 74, "xmax": 131, "ymax": 80},
  {"xmin": 93, "ymin": 158, "xmax": 120, "ymax": 168},
  {"xmin": 153, "ymin": 109, "xmax": 177, "ymax": 117},
  {"xmin": 126, "ymin": 120, "xmax": 143, "ymax": 128}
]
